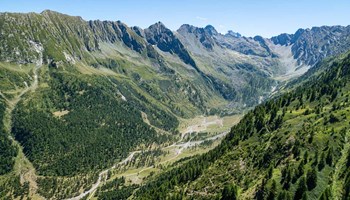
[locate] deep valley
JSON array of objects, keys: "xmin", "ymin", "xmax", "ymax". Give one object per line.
[{"xmin": 0, "ymin": 9, "xmax": 350, "ymax": 200}]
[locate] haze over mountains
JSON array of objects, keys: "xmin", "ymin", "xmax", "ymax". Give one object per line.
[{"xmin": 0, "ymin": 10, "xmax": 350, "ymax": 200}]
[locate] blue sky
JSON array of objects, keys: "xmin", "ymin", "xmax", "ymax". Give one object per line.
[{"xmin": 1, "ymin": 0, "xmax": 349, "ymax": 37}]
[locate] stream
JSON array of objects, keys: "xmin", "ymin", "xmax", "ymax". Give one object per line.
[{"xmin": 66, "ymin": 130, "xmax": 229, "ymax": 200}]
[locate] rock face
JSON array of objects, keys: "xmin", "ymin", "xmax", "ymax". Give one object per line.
[
  {"xmin": 0, "ymin": 10, "xmax": 153, "ymax": 64},
  {"xmin": 271, "ymin": 26, "xmax": 350, "ymax": 66},
  {"xmin": 89, "ymin": 20, "xmax": 146, "ymax": 53},
  {"xmin": 177, "ymin": 24, "xmax": 271, "ymax": 57},
  {"xmin": 226, "ymin": 30, "xmax": 241, "ymax": 38},
  {"xmin": 177, "ymin": 24, "xmax": 216, "ymax": 50},
  {"xmin": 144, "ymin": 22, "xmax": 198, "ymax": 69}
]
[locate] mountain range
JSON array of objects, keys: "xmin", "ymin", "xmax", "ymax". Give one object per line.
[{"xmin": 0, "ymin": 10, "xmax": 350, "ymax": 200}]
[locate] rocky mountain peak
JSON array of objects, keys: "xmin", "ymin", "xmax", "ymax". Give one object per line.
[
  {"xmin": 147, "ymin": 21, "xmax": 169, "ymax": 34},
  {"xmin": 225, "ymin": 30, "xmax": 241, "ymax": 38},
  {"xmin": 177, "ymin": 24, "xmax": 197, "ymax": 33},
  {"xmin": 40, "ymin": 9, "xmax": 56, "ymax": 15},
  {"xmin": 204, "ymin": 25, "xmax": 218, "ymax": 35},
  {"xmin": 144, "ymin": 22, "xmax": 173, "ymax": 46},
  {"xmin": 40, "ymin": 9, "xmax": 84, "ymax": 21},
  {"xmin": 131, "ymin": 26, "xmax": 145, "ymax": 38},
  {"xmin": 270, "ymin": 33, "xmax": 293, "ymax": 46},
  {"xmin": 271, "ymin": 26, "xmax": 350, "ymax": 66},
  {"xmin": 144, "ymin": 21, "xmax": 198, "ymax": 70}
]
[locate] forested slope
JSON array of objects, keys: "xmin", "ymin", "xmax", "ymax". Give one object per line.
[{"xmin": 134, "ymin": 51, "xmax": 350, "ymax": 200}]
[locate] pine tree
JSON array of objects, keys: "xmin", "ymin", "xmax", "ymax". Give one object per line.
[
  {"xmin": 319, "ymin": 187, "xmax": 331, "ymax": 200},
  {"xmin": 255, "ymin": 179, "xmax": 266, "ymax": 200},
  {"xmin": 318, "ymin": 152, "xmax": 326, "ymax": 171},
  {"xmin": 221, "ymin": 183, "xmax": 238, "ymax": 200},
  {"xmin": 302, "ymin": 193, "xmax": 308, "ymax": 200},
  {"xmin": 277, "ymin": 191, "xmax": 291, "ymax": 200},
  {"xmin": 267, "ymin": 180, "xmax": 277, "ymax": 200},
  {"xmin": 326, "ymin": 148, "xmax": 333, "ymax": 166},
  {"xmin": 306, "ymin": 168, "xmax": 317, "ymax": 190},
  {"xmin": 343, "ymin": 172, "xmax": 350, "ymax": 200},
  {"xmin": 267, "ymin": 166, "xmax": 274, "ymax": 179},
  {"xmin": 303, "ymin": 151, "xmax": 309, "ymax": 164},
  {"xmin": 312, "ymin": 151, "xmax": 319, "ymax": 167},
  {"xmin": 294, "ymin": 177, "xmax": 306, "ymax": 200}
]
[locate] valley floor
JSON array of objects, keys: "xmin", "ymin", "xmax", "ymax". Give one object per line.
[{"xmin": 67, "ymin": 114, "xmax": 242, "ymax": 200}]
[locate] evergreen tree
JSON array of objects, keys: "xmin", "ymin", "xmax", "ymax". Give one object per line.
[
  {"xmin": 306, "ymin": 168, "xmax": 317, "ymax": 190},
  {"xmin": 318, "ymin": 152, "xmax": 326, "ymax": 171},
  {"xmin": 325, "ymin": 148, "xmax": 333, "ymax": 166},
  {"xmin": 277, "ymin": 191, "xmax": 291, "ymax": 200},
  {"xmin": 255, "ymin": 179, "xmax": 266, "ymax": 200},
  {"xmin": 267, "ymin": 180, "xmax": 277, "ymax": 200},
  {"xmin": 303, "ymin": 151, "xmax": 309, "ymax": 164},
  {"xmin": 221, "ymin": 183, "xmax": 238, "ymax": 200},
  {"xmin": 343, "ymin": 172, "xmax": 350, "ymax": 200},
  {"xmin": 294, "ymin": 177, "xmax": 307, "ymax": 200},
  {"xmin": 319, "ymin": 187, "xmax": 331, "ymax": 200},
  {"xmin": 312, "ymin": 151, "xmax": 319, "ymax": 167},
  {"xmin": 302, "ymin": 193, "xmax": 308, "ymax": 200}
]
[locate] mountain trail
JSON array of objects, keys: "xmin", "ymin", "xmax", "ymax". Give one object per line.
[{"xmin": 2, "ymin": 42, "xmax": 44, "ymax": 199}]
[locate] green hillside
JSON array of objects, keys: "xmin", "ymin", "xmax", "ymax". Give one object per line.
[
  {"xmin": 1, "ymin": 10, "xmax": 350, "ymax": 200},
  {"xmin": 134, "ymin": 52, "xmax": 350, "ymax": 200}
]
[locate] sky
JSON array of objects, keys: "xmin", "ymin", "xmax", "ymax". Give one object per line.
[{"xmin": 0, "ymin": 0, "xmax": 349, "ymax": 37}]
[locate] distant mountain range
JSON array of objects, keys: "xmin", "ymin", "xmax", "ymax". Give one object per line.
[{"xmin": 1, "ymin": 11, "xmax": 350, "ymax": 108}]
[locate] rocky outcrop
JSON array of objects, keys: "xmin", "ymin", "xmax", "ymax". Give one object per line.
[
  {"xmin": 177, "ymin": 24, "xmax": 216, "ymax": 50},
  {"xmin": 89, "ymin": 20, "xmax": 145, "ymax": 53},
  {"xmin": 271, "ymin": 26, "xmax": 350, "ymax": 66},
  {"xmin": 144, "ymin": 22, "xmax": 198, "ymax": 70}
]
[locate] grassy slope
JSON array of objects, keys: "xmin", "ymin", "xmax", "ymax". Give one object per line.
[
  {"xmin": 0, "ymin": 11, "xmax": 235, "ymax": 199},
  {"xmin": 134, "ymin": 51, "xmax": 350, "ymax": 200}
]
